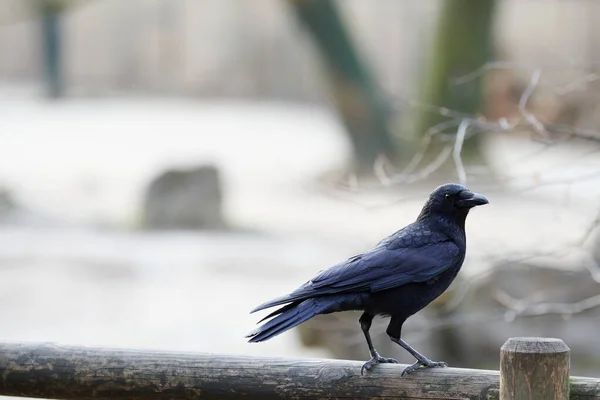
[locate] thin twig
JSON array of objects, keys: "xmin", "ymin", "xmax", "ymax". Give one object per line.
[
  {"xmin": 518, "ymin": 69, "xmax": 549, "ymax": 139},
  {"xmin": 453, "ymin": 120, "xmax": 469, "ymax": 185},
  {"xmin": 452, "ymin": 61, "xmax": 532, "ymax": 85},
  {"xmin": 405, "ymin": 146, "xmax": 453, "ymax": 184},
  {"xmin": 553, "ymin": 73, "xmax": 600, "ymax": 95}
]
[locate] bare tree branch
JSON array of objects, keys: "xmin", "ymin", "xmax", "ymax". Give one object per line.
[
  {"xmin": 518, "ymin": 69, "xmax": 549, "ymax": 139},
  {"xmin": 553, "ymin": 73, "xmax": 600, "ymax": 96},
  {"xmin": 494, "ymin": 289, "xmax": 600, "ymax": 321}
]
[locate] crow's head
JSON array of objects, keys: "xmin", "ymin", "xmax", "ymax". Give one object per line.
[{"xmin": 418, "ymin": 183, "xmax": 488, "ymax": 225}]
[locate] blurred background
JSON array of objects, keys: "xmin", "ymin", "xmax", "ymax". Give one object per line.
[{"xmin": 1, "ymin": 0, "xmax": 600, "ymax": 380}]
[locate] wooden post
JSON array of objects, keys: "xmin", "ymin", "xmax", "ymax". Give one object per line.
[{"xmin": 500, "ymin": 337, "xmax": 570, "ymax": 400}]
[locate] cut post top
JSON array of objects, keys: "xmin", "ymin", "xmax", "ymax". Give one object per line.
[{"xmin": 501, "ymin": 337, "xmax": 570, "ymax": 354}]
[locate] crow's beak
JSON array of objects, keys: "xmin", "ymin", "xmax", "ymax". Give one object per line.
[{"xmin": 458, "ymin": 192, "xmax": 489, "ymax": 208}]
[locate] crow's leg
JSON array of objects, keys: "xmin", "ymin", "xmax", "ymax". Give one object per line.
[
  {"xmin": 392, "ymin": 338, "xmax": 448, "ymax": 376},
  {"xmin": 387, "ymin": 317, "xmax": 447, "ymax": 376},
  {"xmin": 359, "ymin": 312, "xmax": 397, "ymax": 375}
]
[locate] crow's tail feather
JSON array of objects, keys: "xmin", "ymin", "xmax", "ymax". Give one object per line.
[
  {"xmin": 250, "ymin": 294, "xmax": 299, "ymax": 314},
  {"xmin": 257, "ymin": 301, "xmax": 300, "ymax": 324},
  {"xmin": 246, "ymin": 297, "xmax": 338, "ymax": 343}
]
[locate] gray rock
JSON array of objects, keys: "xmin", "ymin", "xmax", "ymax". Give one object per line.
[{"xmin": 143, "ymin": 165, "xmax": 225, "ymax": 230}]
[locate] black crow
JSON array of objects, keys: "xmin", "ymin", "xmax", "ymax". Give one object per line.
[{"xmin": 246, "ymin": 183, "xmax": 488, "ymax": 375}]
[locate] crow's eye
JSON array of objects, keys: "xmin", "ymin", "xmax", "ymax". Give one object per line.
[{"xmin": 444, "ymin": 194, "xmax": 451, "ymax": 201}]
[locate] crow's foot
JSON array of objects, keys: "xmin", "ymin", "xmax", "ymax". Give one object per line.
[
  {"xmin": 401, "ymin": 359, "xmax": 447, "ymax": 376},
  {"xmin": 360, "ymin": 354, "xmax": 398, "ymax": 375}
]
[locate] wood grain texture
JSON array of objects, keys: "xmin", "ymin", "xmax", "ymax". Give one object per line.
[
  {"xmin": 500, "ymin": 337, "xmax": 570, "ymax": 400},
  {"xmin": 0, "ymin": 341, "xmax": 596, "ymax": 399}
]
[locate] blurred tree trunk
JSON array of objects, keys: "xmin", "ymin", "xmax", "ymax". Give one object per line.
[
  {"xmin": 413, "ymin": 0, "xmax": 496, "ymax": 163},
  {"xmin": 288, "ymin": 0, "xmax": 397, "ymax": 174},
  {"xmin": 34, "ymin": 0, "xmax": 70, "ymax": 98}
]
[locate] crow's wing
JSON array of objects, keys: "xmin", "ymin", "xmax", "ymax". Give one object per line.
[{"xmin": 251, "ymin": 225, "xmax": 460, "ymax": 313}]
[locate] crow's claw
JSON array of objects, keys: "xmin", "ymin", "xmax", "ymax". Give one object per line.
[
  {"xmin": 360, "ymin": 355, "xmax": 398, "ymax": 375},
  {"xmin": 401, "ymin": 359, "xmax": 447, "ymax": 376}
]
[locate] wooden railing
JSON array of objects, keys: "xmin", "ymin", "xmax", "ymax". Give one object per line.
[{"xmin": 0, "ymin": 338, "xmax": 598, "ymax": 399}]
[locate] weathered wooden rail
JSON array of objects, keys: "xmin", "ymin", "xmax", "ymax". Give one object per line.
[{"xmin": 0, "ymin": 338, "xmax": 598, "ymax": 399}]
